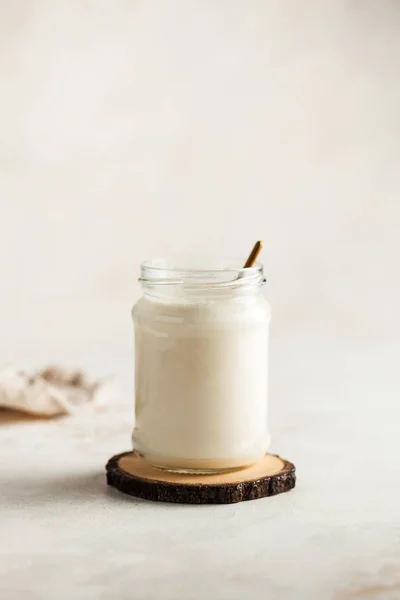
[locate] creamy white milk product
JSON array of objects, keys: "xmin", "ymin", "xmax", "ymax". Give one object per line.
[{"xmin": 132, "ymin": 260, "xmax": 271, "ymax": 472}]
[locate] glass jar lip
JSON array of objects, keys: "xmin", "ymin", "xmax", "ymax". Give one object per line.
[
  {"xmin": 141, "ymin": 256, "xmax": 263, "ymax": 274},
  {"xmin": 139, "ymin": 257, "xmax": 265, "ymax": 290}
]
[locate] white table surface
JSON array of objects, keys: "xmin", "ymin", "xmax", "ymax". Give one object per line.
[{"xmin": 1, "ymin": 332, "xmax": 399, "ymax": 600}]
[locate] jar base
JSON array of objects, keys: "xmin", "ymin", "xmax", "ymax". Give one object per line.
[
  {"xmin": 135, "ymin": 450, "xmax": 260, "ymax": 475},
  {"xmin": 153, "ymin": 464, "xmax": 245, "ymax": 475}
]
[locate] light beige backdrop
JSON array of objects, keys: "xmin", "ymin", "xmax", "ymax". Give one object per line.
[
  {"xmin": 0, "ymin": 1, "xmax": 399, "ymax": 358},
  {"xmin": 1, "ymin": 4, "xmax": 400, "ymax": 599}
]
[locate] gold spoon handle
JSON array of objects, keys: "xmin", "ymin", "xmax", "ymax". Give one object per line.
[{"xmin": 243, "ymin": 241, "xmax": 263, "ymax": 268}]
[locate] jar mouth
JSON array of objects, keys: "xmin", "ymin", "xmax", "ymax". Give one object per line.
[{"xmin": 139, "ymin": 257, "xmax": 265, "ymax": 291}]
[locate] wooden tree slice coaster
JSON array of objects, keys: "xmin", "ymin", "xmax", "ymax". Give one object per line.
[{"xmin": 106, "ymin": 451, "xmax": 296, "ymax": 504}]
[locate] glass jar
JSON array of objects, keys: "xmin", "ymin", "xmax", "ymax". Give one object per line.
[{"xmin": 132, "ymin": 257, "xmax": 271, "ymax": 473}]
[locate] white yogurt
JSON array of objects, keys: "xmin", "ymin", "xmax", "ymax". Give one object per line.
[{"xmin": 132, "ymin": 260, "xmax": 271, "ymax": 472}]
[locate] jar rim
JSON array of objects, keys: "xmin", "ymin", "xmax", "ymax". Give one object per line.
[{"xmin": 139, "ymin": 257, "xmax": 265, "ymax": 291}]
